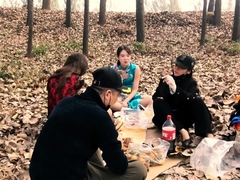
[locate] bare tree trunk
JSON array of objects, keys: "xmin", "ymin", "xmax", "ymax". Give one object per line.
[
  {"xmin": 208, "ymin": 0, "xmax": 215, "ymax": 12},
  {"xmin": 98, "ymin": 0, "xmax": 106, "ymax": 25},
  {"xmin": 66, "ymin": 0, "xmax": 71, "ymax": 27},
  {"xmin": 136, "ymin": 0, "xmax": 145, "ymax": 42},
  {"xmin": 232, "ymin": 0, "xmax": 240, "ymax": 41},
  {"xmin": 200, "ymin": 0, "xmax": 208, "ymax": 46},
  {"xmin": 26, "ymin": 0, "xmax": 33, "ymax": 57},
  {"xmin": 214, "ymin": 0, "xmax": 221, "ymax": 26},
  {"xmin": 42, "ymin": 0, "xmax": 51, "ymax": 10},
  {"xmin": 83, "ymin": 0, "xmax": 89, "ymax": 56},
  {"xmin": 26, "ymin": 0, "xmax": 31, "ymax": 26}
]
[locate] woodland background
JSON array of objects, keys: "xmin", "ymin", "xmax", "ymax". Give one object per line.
[{"xmin": 0, "ymin": 0, "xmax": 240, "ymax": 179}]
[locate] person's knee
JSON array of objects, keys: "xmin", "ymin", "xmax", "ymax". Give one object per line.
[
  {"xmin": 193, "ymin": 98, "xmax": 210, "ymax": 112},
  {"xmin": 111, "ymin": 102, "xmax": 123, "ymax": 112},
  {"xmin": 153, "ymin": 98, "xmax": 164, "ymax": 108},
  {"xmin": 194, "ymin": 97, "xmax": 205, "ymax": 105},
  {"xmin": 141, "ymin": 95, "xmax": 152, "ymax": 107},
  {"xmin": 128, "ymin": 161, "xmax": 147, "ymax": 179}
]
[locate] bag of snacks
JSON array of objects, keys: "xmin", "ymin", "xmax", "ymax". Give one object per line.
[
  {"xmin": 125, "ymin": 147, "xmax": 151, "ymax": 169},
  {"xmin": 125, "ymin": 138, "xmax": 170, "ymax": 167}
]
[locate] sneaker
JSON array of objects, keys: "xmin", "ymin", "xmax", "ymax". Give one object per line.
[{"xmin": 182, "ymin": 139, "xmax": 196, "ymax": 149}]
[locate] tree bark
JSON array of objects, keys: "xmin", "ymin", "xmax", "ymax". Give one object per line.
[
  {"xmin": 208, "ymin": 0, "xmax": 215, "ymax": 12},
  {"xmin": 232, "ymin": 0, "xmax": 240, "ymax": 41},
  {"xmin": 26, "ymin": 0, "xmax": 33, "ymax": 57},
  {"xmin": 200, "ymin": 0, "xmax": 207, "ymax": 46},
  {"xmin": 214, "ymin": 0, "xmax": 221, "ymax": 26},
  {"xmin": 42, "ymin": 0, "xmax": 51, "ymax": 10},
  {"xmin": 98, "ymin": 0, "xmax": 106, "ymax": 25},
  {"xmin": 26, "ymin": 0, "xmax": 31, "ymax": 26},
  {"xmin": 83, "ymin": 0, "xmax": 89, "ymax": 56},
  {"xmin": 66, "ymin": 0, "xmax": 71, "ymax": 27},
  {"xmin": 136, "ymin": 0, "xmax": 145, "ymax": 42}
]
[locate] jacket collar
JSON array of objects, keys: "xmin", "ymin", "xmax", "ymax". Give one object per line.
[
  {"xmin": 81, "ymin": 87, "xmax": 108, "ymax": 111},
  {"xmin": 173, "ymin": 73, "xmax": 192, "ymax": 80}
]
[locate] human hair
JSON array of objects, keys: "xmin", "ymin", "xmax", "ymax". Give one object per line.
[
  {"xmin": 116, "ymin": 45, "xmax": 131, "ymax": 65},
  {"xmin": 187, "ymin": 61, "xmax": 195, "ymax": 77},
  {"xmin": 50, "ymin": 53, "xmax": 88, "ymax": 93},
  {"xmin": 185, "ymin": 71, "xmax": 193, "ymax": 78},
  {"xmin": 63, "ymin": 53, "xmax": 88, "ymax": 76},
  {"xmin": 91, "ymin": 86, "xmax": 119, "ymax": 95}
]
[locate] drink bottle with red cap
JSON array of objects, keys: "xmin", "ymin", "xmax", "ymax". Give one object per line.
[{"xmin": 162, "ymin": 115, "xmax": 176, "ymax": 154}]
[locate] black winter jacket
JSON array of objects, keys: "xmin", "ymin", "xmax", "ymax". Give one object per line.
[
  {"xmin": 152, "ymin": 74, "xmax": 200, "ymax": 109},
  {"xmin": 29, "ymin": 87, "xmax": 128, "ymax": 180}
]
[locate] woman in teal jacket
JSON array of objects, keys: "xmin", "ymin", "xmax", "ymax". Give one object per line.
[{"xmin": 111, "ymin": 45, "xmax": 151, "ymax": 111}]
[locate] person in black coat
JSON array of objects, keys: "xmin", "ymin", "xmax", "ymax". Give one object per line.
[
  {"xmin": 152, "ymin": 55, "xmax": 213, "ymax": 148},
  {"xmin": 29, "ymin": 67, "xmax": 147, "ymax": 180}
]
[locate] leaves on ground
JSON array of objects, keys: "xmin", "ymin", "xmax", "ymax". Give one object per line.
[{"xmin": 0, "ymin": 7, "xmax": 239, "ymax": 180}]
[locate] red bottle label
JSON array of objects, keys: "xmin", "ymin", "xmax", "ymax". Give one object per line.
[{"xmin": 162, "ymin": 127, "xmax": 176, "ymax": 140}]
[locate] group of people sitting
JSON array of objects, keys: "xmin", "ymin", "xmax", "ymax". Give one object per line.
[{"xmin": 29, "ymin": 45, "xmax": 239, "ymax": 180}]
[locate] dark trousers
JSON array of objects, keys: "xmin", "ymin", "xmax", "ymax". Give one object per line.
[{"xmin": 152, "ymin": 98, "xmax": 213, "ymax": 137}]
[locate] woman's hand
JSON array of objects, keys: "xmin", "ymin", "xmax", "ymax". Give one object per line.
[{"xmin": 164, "ymin": 75, "xmax": 176, "ymax": 94}]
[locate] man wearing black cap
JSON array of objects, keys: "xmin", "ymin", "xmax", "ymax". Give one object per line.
[
  {"xmin": 152, "ymin": 55, "xmax": 213, "ymax": 151},
  {"xmin": 29, "ymin": 67, "xmax": 147, "ymax": 180}
]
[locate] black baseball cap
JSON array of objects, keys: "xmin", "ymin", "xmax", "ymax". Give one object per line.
[
  {"xmin": 175, "ymin": 55, "xmax": 195, "ymax": 70},
  {"xmin": 92, "ymin": 67, "xmax": 122, "ymax": 92}
]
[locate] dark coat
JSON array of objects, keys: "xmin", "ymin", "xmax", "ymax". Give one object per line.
[
  {"xmin": 152, "ymin": 74, "xmax": 212, "ymax": 136},
  {"xmin": 152, "ymin": 74, "xmax": 200, "ymax": 109},
  {"xmin": 29, "ymin": 87, "xmax": 128, "ymax": 180}
]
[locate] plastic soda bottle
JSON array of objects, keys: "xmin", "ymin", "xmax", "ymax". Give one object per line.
[{"xmin": 162, "ymin": 115, "xmax": 176, "ymax": 153}]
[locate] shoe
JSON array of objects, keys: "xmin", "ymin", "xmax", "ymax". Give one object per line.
[{"xmin": 182, "ymin": 139, "xmax": 196, "ymax": 149}]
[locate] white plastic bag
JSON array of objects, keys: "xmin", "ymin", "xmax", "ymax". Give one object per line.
[
  {"xmin": 144, "ymin": 101, "xmax": 155, "ymax": 129},
  {"xmin": 190, "ymin": 138, "xmax": 240, "ymax": 178},
  {"xmin": 120, "ymin": 108, "xmax": 149, "ymax": 129}
]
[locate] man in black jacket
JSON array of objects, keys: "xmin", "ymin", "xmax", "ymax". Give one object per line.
[{"xmin": 29, "ymin": 67, "xmax": 147, "ymax": 180}]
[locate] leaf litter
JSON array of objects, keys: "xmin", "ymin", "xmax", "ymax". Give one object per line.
[{"xmin": 0, "ymin": 7, "xmax": 239, "ymax": 180}]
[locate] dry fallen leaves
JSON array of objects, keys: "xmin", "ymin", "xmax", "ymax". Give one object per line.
[{"xmin": 0, "ymin": 7, "xmax": 239, "ymax": 180}]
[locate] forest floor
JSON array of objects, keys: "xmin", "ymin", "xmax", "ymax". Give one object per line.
[{"xmin": 0, "ymin": 7, "xmax": 240, "ymax": 180}]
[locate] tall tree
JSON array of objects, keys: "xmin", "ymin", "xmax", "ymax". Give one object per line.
[
  {"xmin": 98, "ymin": 0, "xmax": 106, "ymax": 25},
  {"xmin": 26, "ymin": 0, "xmax": 33, "ymax": 57},
  {"xmin": 200, "ymin": 0, "xmax": 208, "ymax": 45},
  {"xmin": 66, "ymin": 0, "xmax": 71, "ymax": 27},
  {"xmin": 214, "ymin": 0, "xmax": 221, "ymax": 26},
  {"xmin": 136, "ymin": 0, "xmax": 145, "ymax": 42},
  {"xmin": 26, "ymin": 0, "xmax": 32, "ymax": 26},
  {"xmin": 83, "ymin": 0, "xmax": 89, "ymax": 56},
  {"xmin": 208, "ymin": 0, "xmax": 215, "ymax": 12},
  {"xmin": 232, "ymin": 0, "xmax": 240, "ymax": 41},
  {"xmin": 42, "ymin": 0, "xmax": 51, "ymax": 10}
]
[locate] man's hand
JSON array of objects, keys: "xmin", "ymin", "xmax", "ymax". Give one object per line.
[
  {"xmin": 143, "ymin": 162, "xmax": 149, "ymax": 172},
  {"xmin": 115, "ymin": 118, "xmax": 125, "ymax": 131}
]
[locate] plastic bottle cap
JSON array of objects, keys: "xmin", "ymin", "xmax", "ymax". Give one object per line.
[{"xmin": 167, "ymin": 115, "xmax": 172, "ymax": 119}]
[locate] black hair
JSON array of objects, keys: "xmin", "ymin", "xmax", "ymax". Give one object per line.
[{"xmin": 91, "ymin": 86, "xmax": 119, "ymax": 95}]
